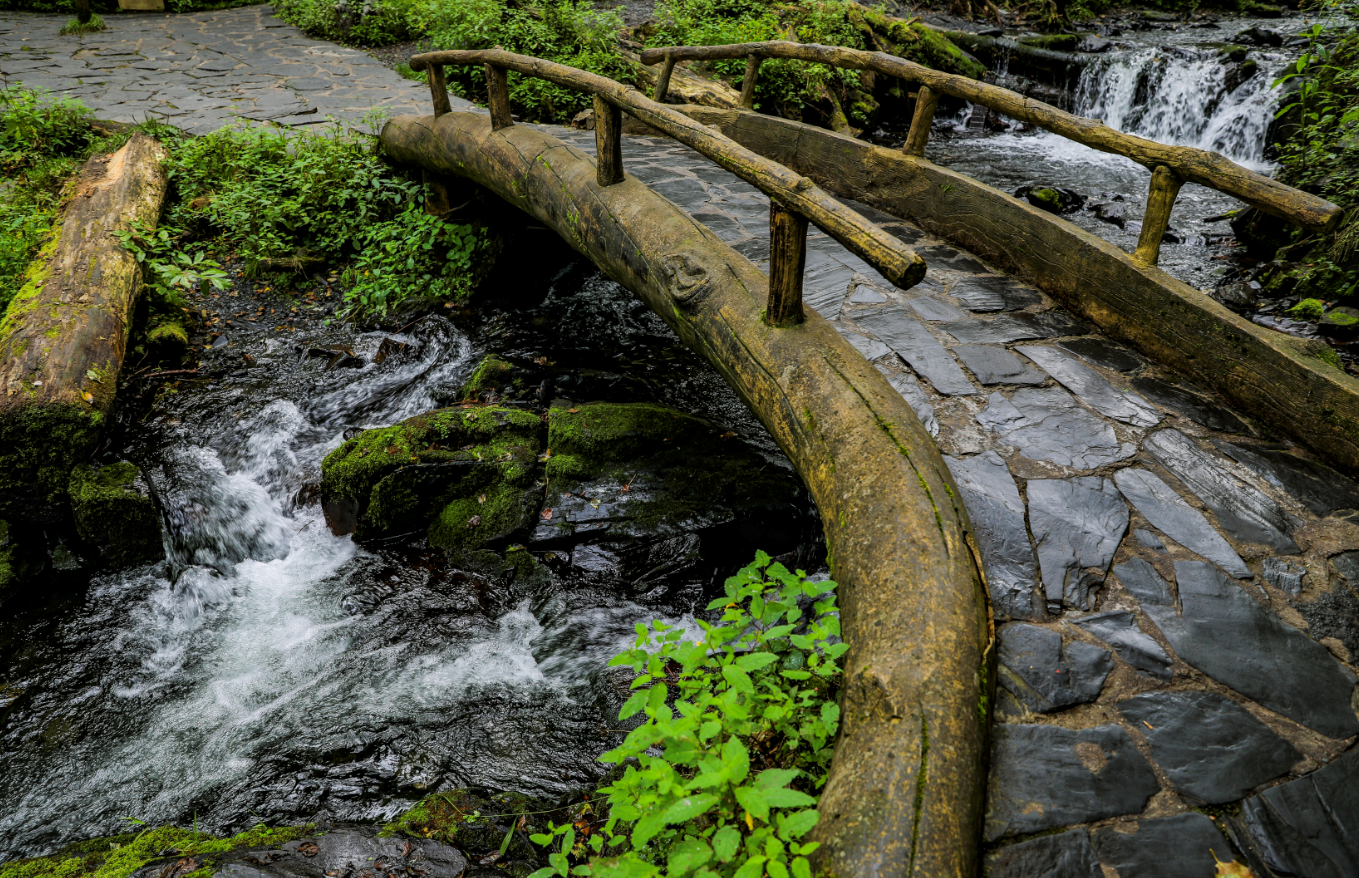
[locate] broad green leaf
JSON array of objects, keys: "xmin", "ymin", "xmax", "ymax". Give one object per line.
[
  {"xmin": 722, "ymin": 664, "xmax": 754, "ymax": 694},
  {"xmin": 666, "ymin": 838, "xmax": 713, "ymax": 876},
  {"xmin": 766, "ymin": 859, "xmax": 789, "ymax": 878},
  {"xmin": 791, "ymin": 858, "xmax": 812, "ymax": 878},
  {"xmin": 778, "ymin": 810, "xmax": 820, "ymax": 840},
  {"xmin": 711, "ymin": 825, "xmax": 741, "ymax": 863},
  {"xmin": 662, "ymin": 794, "xmax": 720, "ymax": 826},
  {"xmin": 723, "ymin": 735, "xmax": 750, "ymax": 784},
  {"xmin": 754, "ymin": 768, "xmax": 799, "ymax": 790},
  {"xmin": 735, "ymin": 652, "xmax": 778, "ymax": 671},
  {"xmin": 618, "ymin": 689, "xmax": 648, "ymax": 720},
  {"xmin": 732, "ymin": 856, "xmax": 766, "ymax": 878},
  {"xmin": 588, "ymin": 855, "xmax": 662, "ymax": 878},
  {"xmin": 735, "ymin": 785, "xmax": 770, "ymax": 821}
]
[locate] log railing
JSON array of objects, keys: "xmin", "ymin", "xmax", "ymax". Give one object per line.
[
  {"xmin": 409, "ymin": 48, "xmax": 928, "ymax": 322},
  {"xmin": 639, "ymin": 40, "xmax": 1343, "ymax": 266}
]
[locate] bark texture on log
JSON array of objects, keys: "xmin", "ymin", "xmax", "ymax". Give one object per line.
[
  {"xmin": 676, "ymin": 106, "xmax": 1359, "ymax": 474},
  {"xmin": 638, "ymin": 41, "xmax": 1341, "ymax": 232},
  {"xmin": 0, "ymin": 134, "xmax": 168, "ymax": 517},
  {"xmin": 380, "ymin": 112, "xmax": 992, "ymax": 878},
  {"xmin": 409, "ymin": 48, "xmax": 926, "ymax": 290},
  {"xmin": 618, "ymin": 48, "xmax": 742, "ymax": 109},
  {"xmin": 939, "ymin": 30, "xmax": 1087, "ymax": 83}
]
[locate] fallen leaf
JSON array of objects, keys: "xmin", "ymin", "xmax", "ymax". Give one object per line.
[
  {"xmin": 567, "ymin": 408, "xmax": 579, "ymax": 413},
  {"xmin": 1212, "ymin": 849, "xmax": 1254, "ymax": 877},
  {"xmin": 478, "ymin": 494, "xmax": 487, "ymax": 504},
  {"xmin": 541, "ymin": 508, "xmax": 554, "ymax": 520},
  {"xmin": 467, "ymin": 514, "xmax": 482, "ymax": 529},
  {"xmin": 81, "ymin": 391, "xmax": 94, "ymax": 404},
  {"xmin": 85, "ymin": 369, "xmax": 100, "ymax": 381}
]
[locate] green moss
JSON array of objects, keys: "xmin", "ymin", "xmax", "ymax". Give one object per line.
[
  {"xmin": 68, "ymin": 462, "xmax": 164, "ymax": 569},
  {"xmin": 381, "ymin": 791, "xmax": 552, "ymax": 861},
  {"xmin": 147, "ymin": 322, "xmax": 189, "ymax": 347},
  {"xmin": 1017, "ymin": 33, "xmax": 1082, "ymax": 51},
  {"xmin": 459, "ymin": 353, "xmax": 516, "ymax": 399},
  {"xmin": 0, "ymin": 403, "xmax": 103, "ymax": 520},
  {"xmin": 0, "ymin": 221, "xmax": 61, "ymax": 340},
  {"xmin": 1288, "ymin": 297, "xmax": 1327, "ymax": 320},
  {"xmin": 901, "ymin": 22, "xmax": 988, "ymax": 81},
  {"xmin": 0, "ymin": 823, "xmax": 315, "ymax": 878},
  {"xmin": 321, "ymin": 405, "xmax": 542, "ymax": 548}
]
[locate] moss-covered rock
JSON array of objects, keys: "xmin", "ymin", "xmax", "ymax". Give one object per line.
[
  {"xmin": 459, "ymin": 353, "xmax": 516, "ymax": 400},
  {"xmin": 68, "ymin": 462, "xmax": 164, "ymax": 569},
  {"xmin": 0, "ymin": 518, "xmax": 45, "ymax": 595},
  {"xmin": 0, "ymin": 823, "xmax": 314, "ymax": 878},
  {"xmin": 320, "ymin": 404, "xmax": 543, "ymax": 551},
  {"xmin": 538, "ymin": 402, "xmax": 804, "ymax": 547},
  {"xmin": 381, "ymin": 790, "xmax": 568, "ymax": 870},
  {"xmin": 0, "ymin": 403, "xmax": 103, "ymax": 523}
]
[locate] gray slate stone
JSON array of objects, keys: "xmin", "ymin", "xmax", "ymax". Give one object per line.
[
  {"xmin": 985, "ymin": 723, "xmax": 1160, "ymax": 841},
  {"xmin": 998, "ymin": 623, "xmax": 1113, "ymax": 712},
  {"xmin": 1028, "ymin": 477, "xmax": 1129, "ymax": 612},
  {"xmin": 945, "ymin": 452, "xmax": 1041, "ymax": 620},
  {"xmin": 984, "ymin": 829, "xmax": 1102, "ymax": 878},
  {"xmin": 840, "ymin": 329, "xmax": 891, "ymax": 362},
  {"xmin": 939, "ymin": 313, "xmax": 1056, "ymax": 344},
  {"xmin": 876, "ymin": 364, "xmax": 939, "ymax": 437},
  {"xmin": 978, "ymin": 389, "xmax": 1136, "ymax": 470},
  {"xmin": 1017, "ymin": 346, "xmax": 1162, "ymax": 427},
  {"xmin": 1057, "ymin": 337, "xmax": 1145, "ymax": 373},
  {"xmin": 952, "ymin": 345, "xmax": 1048, "ymax": 386},
  {"xmin": 950, "ymin": 275, "xmax": 1042, "ymax": 312},
  {"xmin": 1263, "ymin": 556, "xmax": 1306, "ymax": 594},
  {"xmin": 1076, "ymin": 610, "xmax": 1173, "ymax": 680},
  {"xmin": 1133, "ymin": 376, "xmax": 1255, "ymax": 434},
  {"xmin": 1142, "ymin": 561, "xmax": 1359, "ymax": 739},
  {"xmin": 1111, "ymin": 469, "xmax": 1251, "ymax": 578},
  {"xmin": 1243, "ymin": 746, "xmax": 1359, "ymax": 878},
  {"xmin": 1114, "ymin": 557, "xmax": 1175, "ymax": 606},
  {"xmin": 1116, "ymin": 690, "xmax": 1301, "ymax": 803},
  {"xmin": 1134, "ymin": 528, "xmax": 1169, "ymax": 554},
  {"xmin": 908, "ymin": 296, "xmax": 967, "ymax": 322},
  {"xmin": 854, "ymin": 308, "xmax": 977, "ymax": 396},
  {"xmin": 1092, "ymin": 814, "xmax": 1236, "ymax": 878},
  {"xmin": 1145, "ymin": 429, "xmax": 1299, "ymax": 553},
  {"xmin": 1216, "ymin": 441, "xmax": 1359, "ymax": 517}
]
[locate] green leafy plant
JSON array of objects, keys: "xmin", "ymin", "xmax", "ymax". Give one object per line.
[
  {"xmin": 59, "ymin": 12, "xmax": 107, "ymax": 34},
  {"xmin": 342, "ymin": 202, "xmax": 484, "ymax": 316},
  {"xmin": 531, "ymin": 552, "xmax": 844, "ymax": 878}
]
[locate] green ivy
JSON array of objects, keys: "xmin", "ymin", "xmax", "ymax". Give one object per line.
[{"xmin": 531, "ymin": 552, "xmax": 845, "ymax": 878}]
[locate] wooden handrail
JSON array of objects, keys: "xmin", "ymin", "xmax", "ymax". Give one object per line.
[
  {"xmin": 638, "ymin": 40, "xmax": 1343, "ymax": 234},
  {"xmin": 409, "ymin": 48, "xmax": 927, "ymax": 291}
]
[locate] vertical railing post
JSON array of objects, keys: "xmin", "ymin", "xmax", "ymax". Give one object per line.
[
  {"xmin": 654, "ymin": 51, "xmax": 676, "ymax": 104},
  {"xmin": 593, "ymin": 94, "xmax": 624, "ymax": 186},
  {"xmin": 428, "ymin": 63, "xmax": 452, "ymax": 117},
  {"xmin": 903, "ymin": 85, "xmax": 937, "ymax": 157},
  {"xmin": 485, "ymin": 63, "xmax": 513, "ymax": 131},
  {"xmin": 1133, "ymin": 165, "xmax": 1184, "ymax": 266},
  {"xmin": 767, "ymin": 198, "xmax": 807, "ymax": 327},
  {"xmin": 740, "ymin": 54, "xmax": 761, "ymax": 110}
]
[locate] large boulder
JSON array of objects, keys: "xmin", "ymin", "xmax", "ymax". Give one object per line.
[
  {"xmin": 320, "ymin": 405, "xmax": 543, "ymax": 552},
  {"xmin": 68, "ymin": 461, "xmax": 165, "ymax": 569}
]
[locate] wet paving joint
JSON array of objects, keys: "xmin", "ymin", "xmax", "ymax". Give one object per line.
[{"xmin": 2, "ymin": 28, "xmax": 1358, "ymax": 867}]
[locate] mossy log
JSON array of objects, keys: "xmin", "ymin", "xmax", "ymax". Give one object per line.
[
  {"xmin": 617, "ymin": 48, "xmax": 742, "ymax": 109},
  {"xmin": 674, "ymin": 106, "xmax": 1359, "ymax": 473},
  {"xmin": 637, "ymin": 41, "xmax": 1341, "ymax": 232},
  {"xmin": 938, "ymin": 30, "xmax": 1089, "ymax": 83},
  {"xmin": 0, "ymin": 134, "xmax": 168, "ymax": 518},
  {"xmin": 409, "ymin": 49, "xmax": 925, "ymax": 289},
  {"xmin": 380, "ymin": 111, "xmax": 992, "ymax": 878}
]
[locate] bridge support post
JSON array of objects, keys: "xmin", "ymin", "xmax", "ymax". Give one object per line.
[
  {"xmin": 428, "ymin": 63, "xmax": 452, "ymax": 117},
  {"xmin": 485, "ymin": 64, "xmax": 513, "ymax": 130},
  {"xmin": 903, "ymin": 85, "xmax": 938, "ymax": 157},
  {"xmin": 767, "ymin": 198, "xmax": 807, "ymax": 326},
  {"xmin": 593, "ymin": 95, "xmax": 624, "ymax": 186},
  {"xmin": 654, "ymin": 51, "xmax": 676, "ymax": 104},
  {"xmin": 1134, "ymin": 164, "xmax": 1183, "ymax": 266},
  {"xmin": 740, "ymin": 55, "xmax": 762, "ymax": 109}
]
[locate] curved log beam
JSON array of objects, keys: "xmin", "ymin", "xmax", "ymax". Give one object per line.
[
  {"xmin": 673, "ymin": 105, "xmax": 1359, "ymax": 474},
  {"xmin": 408, "ymin": 48, "xmax": 927, "ymax": 290},
  {"xmin": 0, "ymin": 133, "xmax": 168, "ymax": 518},
  {"xmin": 381, "ymin": 112, "xmax": 992, "ymax": 878},
  {"xmin": 637, "ymin": 41, "xmax": 1342, "ymax": 232}
]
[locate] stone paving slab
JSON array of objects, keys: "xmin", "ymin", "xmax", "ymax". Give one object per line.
[{"xmin": 0, "ymin": 5, "xmax": 469, "ymax": 130}]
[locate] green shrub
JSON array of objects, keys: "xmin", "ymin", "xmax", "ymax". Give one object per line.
[
  {"xmin": 271, "ymin": 0, "xmax": 426, "ymax": 45},
  {"xmin": 532, "ymin": 552, "xmax": 844, "ymax": 878},
  {"xmin": 59, "ymin": 13, "xmax": 107, "ymax": 35},
  {"xmin": 342, "ymin": 201, "xmax": 485, "ymax": 316}
]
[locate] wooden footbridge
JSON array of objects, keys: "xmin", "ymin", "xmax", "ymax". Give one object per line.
[{"xmin": 382, "ymin": 43, "xmax": 1352, "ymax": 877}]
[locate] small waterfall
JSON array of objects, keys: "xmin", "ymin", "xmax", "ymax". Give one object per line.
[{"xmin": 1073, "ymin": 45, "xmax": 1288, "ymax": 165}]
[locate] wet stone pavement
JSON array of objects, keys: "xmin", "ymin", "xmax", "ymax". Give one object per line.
[
  {"xmin": 2, "ymin": 9, "xmax": 1358, "ymax": 871},
  {"xmin": 559, "ymin": 130, "xmax": 1359, "ymax": 878},
  {"xmin": 0, "ymin": 6, "xmax": 462, "ymax": 133}
]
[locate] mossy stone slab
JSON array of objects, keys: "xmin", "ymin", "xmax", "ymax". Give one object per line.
[{"xmin": 68, "ymin": 461, "xmax": 164, "ymax": 569}]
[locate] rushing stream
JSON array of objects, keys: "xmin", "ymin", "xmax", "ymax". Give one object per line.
[
  {"xmin": 919, "ymin": 16, "xmax": 1306, "ymax": 293},
  {"xmin": 0, "ymin": 245, "xmax": 805, "ymax": 858}
]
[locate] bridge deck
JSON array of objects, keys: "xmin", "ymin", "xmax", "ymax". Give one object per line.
[{"xmin": 557, "ymin": 127, "xmax": 1359, "ymax": 870}]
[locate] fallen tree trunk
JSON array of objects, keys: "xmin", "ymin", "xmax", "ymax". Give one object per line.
[
  {"xmin": 939, "ymin": 30, "xmax": 1090, "ymax": 83},
  {"xmin": 674, "ymin": 106, "xmax": 1359, "ymax": 474},
  {"xmin": 618, "ymin": 47, "xmax": 742, "ymax": 108},
  {"xmin": 0, "ymin": 133, "xmax": 168, "ymax": 519},
  {"xmin": 381, "ymin": 112, "xmax": 992, "ymax": 878}
]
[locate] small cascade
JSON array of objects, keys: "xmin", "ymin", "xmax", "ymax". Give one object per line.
[{"xmin": 1072, "ymin": 45, "xmax": 1288, "ymax": 165}]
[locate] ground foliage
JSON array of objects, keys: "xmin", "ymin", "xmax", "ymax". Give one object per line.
[
  {"xmin": 1266, "ymin": 0, "xmax": 1359, "ymax": 301},
  {"xmin": 530, "ymin": 553, "xmax": 844, "ymax": 878}
]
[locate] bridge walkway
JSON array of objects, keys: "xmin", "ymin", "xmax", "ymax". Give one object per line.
[{"xmin": 556, "ymin": 127, "xmax": 1359, "ymax": 871}]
